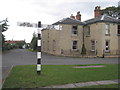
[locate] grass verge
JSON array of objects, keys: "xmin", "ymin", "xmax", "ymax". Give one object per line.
[{"xmin": 2, "ymin": 64, "xmax": 118, "ymax": 88}]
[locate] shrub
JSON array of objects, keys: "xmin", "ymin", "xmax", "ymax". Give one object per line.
[{"xmin": 81, "ymin": 44, "xmax": 86, "ymax": 55}]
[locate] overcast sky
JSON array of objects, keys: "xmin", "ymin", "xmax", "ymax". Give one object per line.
[{"xmin": 0, "ymin": 0, "xmax": 119, "ymax": 43}]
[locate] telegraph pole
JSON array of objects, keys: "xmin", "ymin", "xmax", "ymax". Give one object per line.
[{"xmin": 37, "ymin": 21, "xmax": 41, "ymax": 75}]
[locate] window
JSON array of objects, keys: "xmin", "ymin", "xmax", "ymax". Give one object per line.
[
  {"xmin": 91, "ymin": 40, "xmax": 95, "ymax": 51},
  {"xmin": 59, "ymin": 25, "xmax": 62, "ymax": 30},
  {"xmin": 88, "ymin": 26, "xmax": 90, "ymax": 36},
  {"xmin": 54, "ymin": 25, "xmax": 62, "ymax": 30},
  {"xmin": 53, "ymin": 40, "xmax": 56, "ymax": 51},
  {"xmin": 105, "ymin": 24, "xmax": 110, "ymax": 35},
  {"xmin": 72, "ymin": 26, "xmax": 78, "ymax": 35},
  {"xmin": 118, "ymin": 25, "xmax": 120, "ymax": 35},
  {"xmin": 105, "ymin": 40, "xmax": 110, "ymax": 52},
  {"xmin": 72, "ymin": 40, "xmax": 77, "ymax": 50}
]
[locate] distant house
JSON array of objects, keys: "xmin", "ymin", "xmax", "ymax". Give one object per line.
[
  {"xmin": 5, "ymin": 40, "xmax": 25, "ymax": 44},
  {"xmin": 41, "ymin": 6, "xmax": 120, "ymax": 57}
]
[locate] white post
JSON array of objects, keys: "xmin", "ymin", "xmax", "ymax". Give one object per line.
[{"xmin": 37, "ymin": 21, "xmax": 41, "ymax": 75}]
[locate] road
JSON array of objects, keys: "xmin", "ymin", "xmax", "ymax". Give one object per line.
[
  {"xmin": 3, "ymin": 49, "xmax": 119, "ymax": 66},
  {"xmin": 2, "ymin": 49, "xmax": 119, "ymax": 84}
]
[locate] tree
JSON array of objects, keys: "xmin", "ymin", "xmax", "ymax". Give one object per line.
[
  {"xmin": 30, "ymin": 32, "xmax": 37, "ymax": 51},
  {"xmin": 0, "ymin": 18, "xmax": 9, "ymax": 51},
  {"xmin": 101, "ymin": 6, "xmax": 120, "ymax": 19}
]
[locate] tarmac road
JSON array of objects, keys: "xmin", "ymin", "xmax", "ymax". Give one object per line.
[
  {"xmin": 2, "ymin": 49, "xmax": 119, "ymax": 66},
  {"xmin": 2, "ymin": 49, "xmax": 119, "ymax": 84}
]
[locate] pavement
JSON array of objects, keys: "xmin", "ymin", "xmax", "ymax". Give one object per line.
[{"xmin": 44, "ymin": 79, "xmax": 119, "ymax": 88}]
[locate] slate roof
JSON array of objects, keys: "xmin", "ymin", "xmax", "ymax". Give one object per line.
[
  {"xmin": 52, "ymin": 15, "xmax": 119, "ymax": 27},
  {"xmin": 52, "ymin": 17, "xmax": 85, "ymax": 25},
  {"xmin": 84, "ymin": 15, "xmax": 120, "ymax": 25}
]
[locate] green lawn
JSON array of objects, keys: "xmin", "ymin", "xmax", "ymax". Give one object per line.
[{"xmin": 2, "ymin": 64, "xmax": 118, "ymax": 88}]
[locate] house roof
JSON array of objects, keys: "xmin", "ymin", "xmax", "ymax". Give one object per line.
[
  {"xmin": 84, "ymin": 15, "xmax": 120, "ymax": 25},
  {"xmin": 5, "ymin": 40, "xmax": 25, "ymax": 44},
  {"xmin": 52, "ymin": 15, "xmax": 119, "ymax": 26},
  {"xmin": 52, "ymin": 17, "xmax": 85, "ymax": 25}
]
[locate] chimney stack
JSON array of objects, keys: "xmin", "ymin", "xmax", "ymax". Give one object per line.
[
  {"xmin": 76, "ymin": 11, "xmax": 81, "ymax": 21},
  {"xmin": 70, "ymin": 14, "xmax": 75, "ymax": 19},
  {"xmin": 94, "ymin": 6, "xmax": 101, "ymax": 18}
]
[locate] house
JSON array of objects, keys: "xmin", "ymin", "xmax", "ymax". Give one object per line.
[{"xmin": 41, "ymin": 6, "xmax": 120, "ymax": 57}]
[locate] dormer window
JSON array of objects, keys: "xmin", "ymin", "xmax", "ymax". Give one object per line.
[{"xmin": 72, "ymin": 25, "xmax": 78, "ymax": 36}]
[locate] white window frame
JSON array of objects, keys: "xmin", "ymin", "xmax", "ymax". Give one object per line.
[
  {"xmin": 54, "ymin": 25, "xmax": 59, "ymax": 30},
  {"xmin": 72, "ymin": 40, "xmax": 78, "ymax": 50},
  {"xmin": 90, "ymin": 40, "xmax": 95, "ymax": 51},
  {"xmin": 105, "ymin": 40, "xmax": 110, "ymax": 52},
  {"xmin": 105, "ymin": 24, "xmax": 110, "ymax": 35},
  {"xmin": 72, "ymin": 25, "xmax": 78, "ymax": 36},
  {"xmin": 54, "ymin": 25, "xmax": 62, "ymax": 30},
  {"xmin": 59, "ymin": 25, "xmax": 62, "ymax": 30}
]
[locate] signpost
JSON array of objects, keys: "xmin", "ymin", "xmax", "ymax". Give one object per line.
[
  {"xmin": 17, "ymin": 21, "xmax": 42, "ymax": 75},
  {"xmin": 37, "ymin": 21, "xmax": 41, "ymax": 75}
]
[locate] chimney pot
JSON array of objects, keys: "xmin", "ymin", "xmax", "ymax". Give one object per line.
[
  {"xmin": 76, "ymin": 11, "xmax": 81, "ymax": 21},
  {"xmin": 94, "ymin": 6, "xmax": 101, "ymax": 18}
]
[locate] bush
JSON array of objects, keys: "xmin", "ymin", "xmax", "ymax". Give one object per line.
[
  {"xmin": 3, "ymin": 43, "xmax": 14, "ymax": 51},
  {"xmin": 81, "ymin": 44, "xmax": 86, "ymax": 55}
]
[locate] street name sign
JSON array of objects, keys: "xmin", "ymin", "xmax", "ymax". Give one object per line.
[{"xmin": 17, "ymin": 22, "xmax": 38, "ymax": 28}]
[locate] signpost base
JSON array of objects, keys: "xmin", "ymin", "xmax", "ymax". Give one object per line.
[{"xmin": 37, "ymin": 71, "xmax": 41, "ymax": 75}]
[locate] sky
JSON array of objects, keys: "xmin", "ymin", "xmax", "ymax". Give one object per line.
[{"xmin": 0, "ymin": 0, "xmax": 119, "ymax": 43}]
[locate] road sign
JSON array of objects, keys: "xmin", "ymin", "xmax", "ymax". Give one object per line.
[
  {"xmin": 17, "ymin": 22, "xmax": 48, "ymax": 29},
  {"xmin": 17, "ymin": 22, "xmax": 38, "ymax": 28}
]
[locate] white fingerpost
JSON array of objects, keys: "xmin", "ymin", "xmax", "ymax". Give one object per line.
[{"xmin": 37, "ymin": 21, "xmax": 41, "ymax": 75}]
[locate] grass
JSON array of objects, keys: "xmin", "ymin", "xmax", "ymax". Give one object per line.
[
  {"xmin": 28, "ymin": 48, "xmax": 36, "ymax": 52},
  {"xmin": 2, "ymin": 64, "xmax": 118, "ymax": 88}
]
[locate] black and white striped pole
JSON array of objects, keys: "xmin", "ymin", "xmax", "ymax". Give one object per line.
[{"xmin": 37, "ymin": 21, "xmax": 41, "ymax": 75}]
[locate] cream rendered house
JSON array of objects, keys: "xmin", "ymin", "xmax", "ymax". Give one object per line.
[
  {"xmin": 84, "ymin": 15, "xmax": 120, "ymax": 57},
  {"xmin": 41, "ymin": 6, "xmax": 120, "ymax": 57},
  {"xmin": 42, "ymin": 16, "xmax": 85, "ymax": 56}
]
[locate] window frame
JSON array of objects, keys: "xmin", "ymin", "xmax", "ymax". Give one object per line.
[
  {"xmin": 72, "ymin": 25, "xmax": 78, "ymax": 36},
  {"xmin": 105, "ymin": 24, "xmax": 110, "ymax": 35},
  {"xmin": 53, "ymin": 40, "xmax": 56, "ymax": 51},
  {"xmin": 105, "ymin": 40, "xmax": 110, "ymax": 52},
  {"xmin": 90, "ymin": 40, "xmax": 95, "ymax": 51},
  {"xmin": 88, "ymin": 26, "xmax": 90, "ymax": 36},
  {"xmin": 72, "ymin": 40, "xmax": 78, "ymax": 50},
  {"xmin": 54, "ymin": 25, "xmax": 62, "ymax": 30},
  {"xmin": 117, "ymin": 25, "xmax": 120, "ymax": 35}
]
